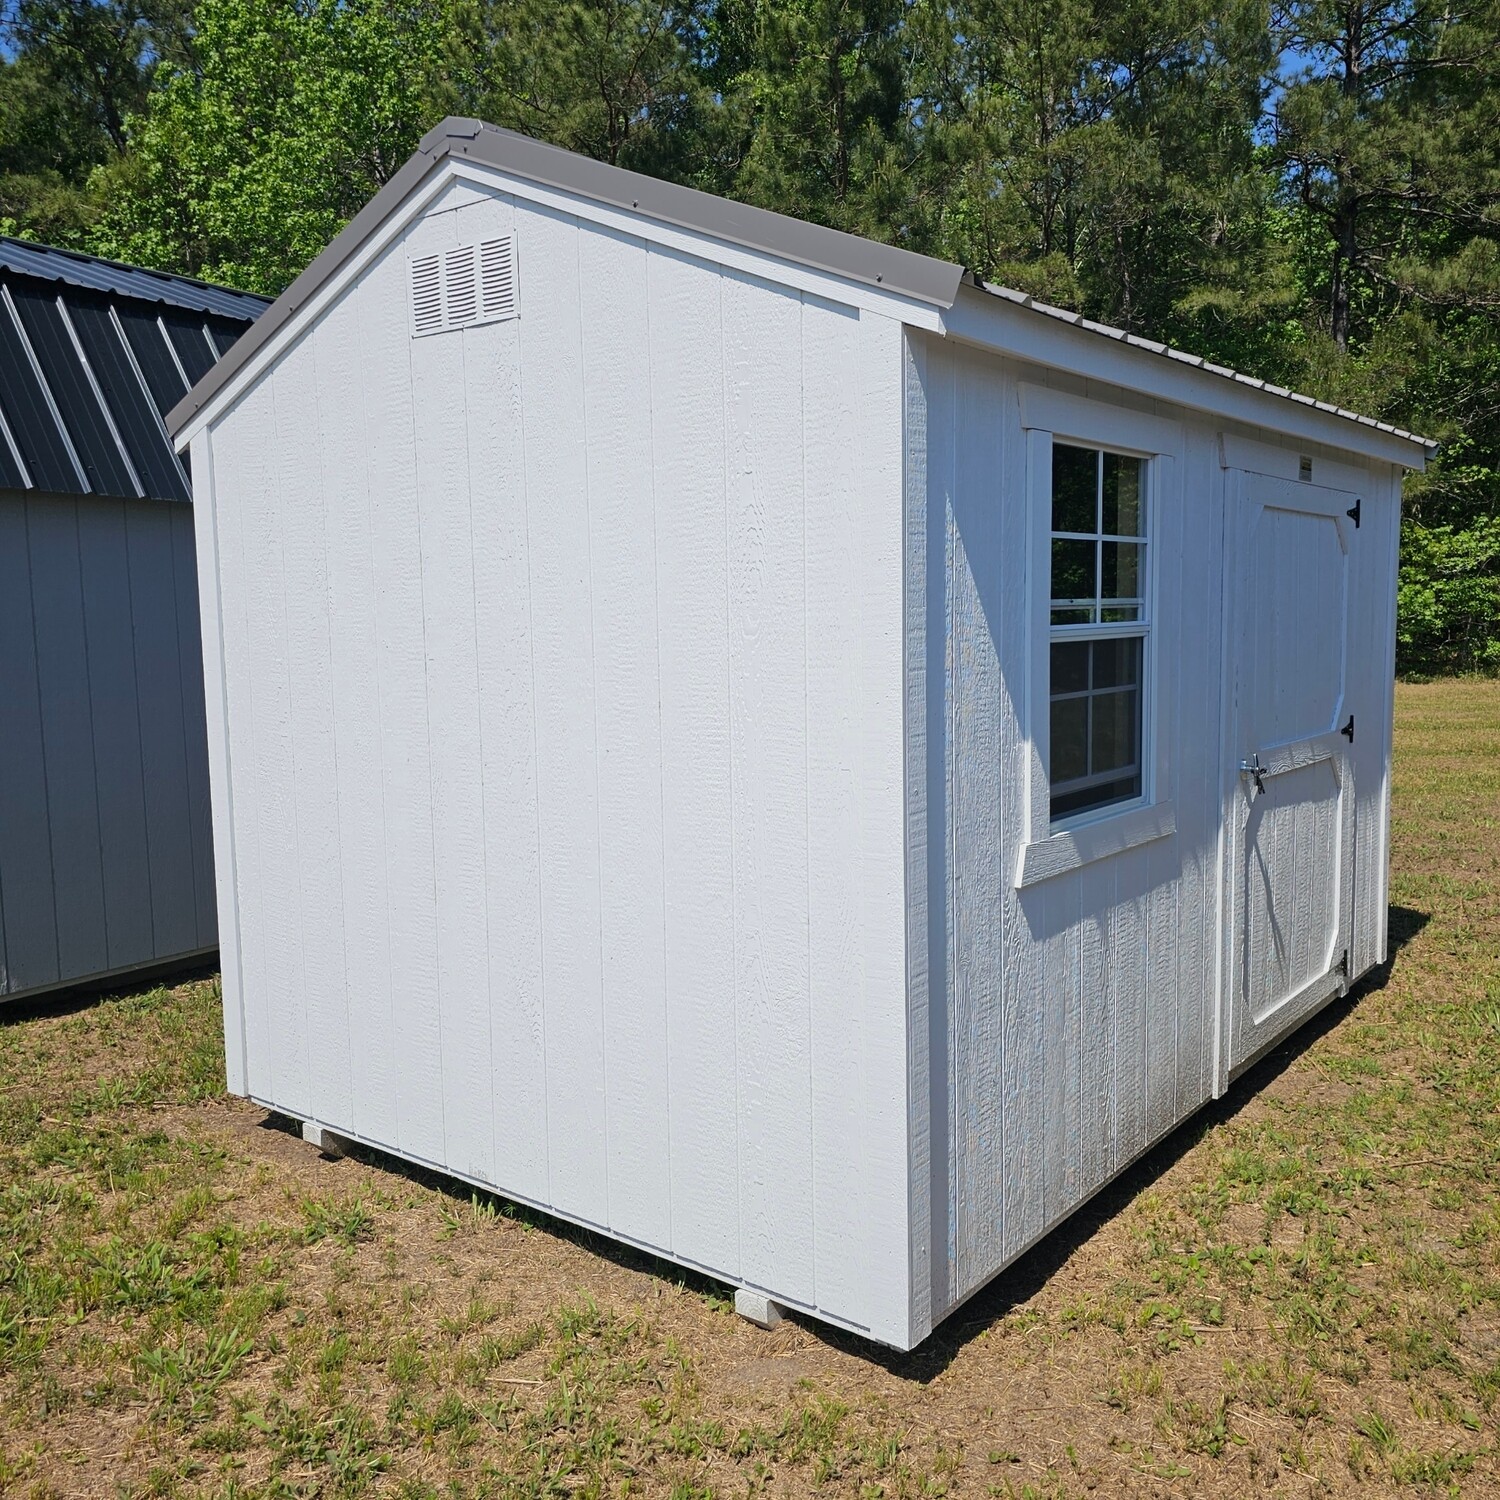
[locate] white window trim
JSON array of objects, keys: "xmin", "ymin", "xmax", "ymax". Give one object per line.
[{"xmin": 1016, "ymin": 384, "xmax": 1181, "ymax": 887}]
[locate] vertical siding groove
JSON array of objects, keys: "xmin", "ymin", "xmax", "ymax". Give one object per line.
[
  {"xmin": 718, "ymin": 269, "xmax": 745, "ymax": 1270},
  {"xmin": 642, "ymin": 247, "xmax": 674, "ymax": 1250},
  {"xmin": 799, "ymin": 295, "xmax": 817, "ymax": 1306},
  {"xmin": 403, "ymin": 247, "xmax": 449, "ymax": 1164},
  {"xmin": 23, "ymin": 500, "xmax": 63, "ymax": 980},
  {"xmin": 72, "ymin": 500, "xmax": 110, "ymax": 966},
  {"xmin": 576, "ymin": 214, "xmax": 611, "ymax": 1223},
  {"xmin": 514, "ymin": 234, "xmax": 552, "ymax": 1205},
  {"xmin": 458, "ymin": 280, "xmax": 497, "ymax": 1191},
  {"xmin": 121, "ymin": 514, "xmax": 161, "ymax": 951}
]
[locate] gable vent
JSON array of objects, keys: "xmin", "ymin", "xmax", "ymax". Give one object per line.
[{"xmin": 410, "ymin": 235, "xmax": 518, "ymax": 337}]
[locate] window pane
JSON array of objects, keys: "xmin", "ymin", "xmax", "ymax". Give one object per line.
[
  {"xmin": 1051, "ymin": 640, "xmax": 1090, "ymax": 694},
  {"xmin": 1091, "ymin": 636, "xmax": 1141, "ymax": 689},
  {"xmin": 1101, "ymin": 541, "xmax": 1142, "ymax": 600},
  {"xmin": 1051, "ymin": 444, "xmax": 1097, "ymax": 533},
  {"xmin": 1101, "ymin": 605, "xmax": 1142, "ymax": 623},
  {"xmin": 1092, "ymin": 688, "xmax": 1140, "ymax": 775},
  {"xmin": 1103, "ymin": 453, "xmax": 1144, "ymax": 536},
  {"xmin": 1051, "ymin": 538, "xmax": 1097, "ymax": 606},
  {"xmin": 1053, "ymin": 774, "xmax": 1141, "ymax": 820},
  {"xmin": 1052, "ymin": 606, "xmax": 1095, "ymax": 626},
  {"xmin": 1050, "ymin": 696, "xmax": 1089, "ymax": 783}
]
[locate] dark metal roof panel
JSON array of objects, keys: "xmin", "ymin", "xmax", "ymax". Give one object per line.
[
  {"xmin": 116, "ymin": 303, "xmax": 190, "ymax": 418},
  {"xmin": 9, "ymin": 281, "xmax": 139, "ymax": 498},
  {"xmin": 164, "ymin": 310, "xmax": 217, "ymax": 387},
  {"xmin": 0, "ymin": 289, "xmax": 86, "ymax": 494},
  {"xmin": 68, "ymin": 296, "xmax": 189, "ymax": 502},
  {"xmin": 0, "ymin": 410, "xmax": 25, "ymax": 489},
  {"xmin": 0, "ymin": 249, "xmax": 261, "ymax": 503},
  {"xmin": 0, "ymin": 236, "xmax": 270, "ymax": 321}
]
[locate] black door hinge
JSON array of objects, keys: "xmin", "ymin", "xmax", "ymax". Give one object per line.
[
  {"xmin": 1340, "ymin": 714, "xmax": 1355, "ymax": 742},
  {"xmin": 1338, "ymin": 948, "xmax": 1349, "ymax": 978},
  {"xmin": 1346, "ymin": 497, "xmax": 1361, "ymax": 528}
]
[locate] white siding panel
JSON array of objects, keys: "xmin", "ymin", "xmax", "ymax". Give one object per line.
[
  {"xmin": 314, "ymin": 284, "xmax": 397, "ymax": 1144},
  {"xmin": 803, "ymin": 293, "xmax": 865, "ymax": 1312},
  {"xmin": 903, "ymin": 332, "xmax": 935, "ymax": 1343},
  {"xmin": 949, "ymin": 352, "xmax": 1007, "ymax": 1296},
  {"xmin": 234, "ymin": 372, "xmax": 310, "ymax": 1118},
  {"xmin": 649, "ymin": 247, "xmax": 740, "ymax": 1275},
  {"xmin": 581, "ymin": 225, "xmax": 671, "ymax": 1243},
  {"xmin": 518, "ymin": 201, "xmax": 607, "ymax": 1223},
  {"xmin": 210, "ymin": 382, "xmax": 281, "ymax": 1104},
  {"xmin": 361, "ymin": 238, "xmax": 444, "ymax": 1163},
  {"xmin": 191, "ymin": 431, "xmax": 245, "ymax": 1092},
  {"xmin": 270, "ymin": 339, "xmax": 351, "ymax": 1135},
  {"xmin": 853, "ymin": 311, "xmax": 914, "ymax": 1344},
  {"xmin": 409, "ymin": 205, "xmax": 496, "ymax": 1187},
  {"xmin": 723, "ymin": 269, "xmax": 813, "ymax": 1302},
  {"xmin": 461, "ymin": 194, "xmax": 550, "ymax": 1202}
]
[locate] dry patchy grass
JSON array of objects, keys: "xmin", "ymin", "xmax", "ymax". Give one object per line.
[{"xmin": 1, "ymin": 680, "xmax": 1498, "ymax": 1498}]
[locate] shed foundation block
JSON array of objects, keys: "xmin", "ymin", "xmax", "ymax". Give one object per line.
[
  {"xmin": 734, "ymin": 1288, "xmax": 786, "ymax": 1330},
  {"xmin": 300, "ymin": 1120, "xmax": 350, "ymax": 1158}
]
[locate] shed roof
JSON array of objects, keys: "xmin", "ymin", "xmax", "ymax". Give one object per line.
[
  {"xmin": 166, "ymin": 117, "xmax": 1436, "ymax": 457},
  {"xmin": 0, "ymin": 245, "xmax": 267, "ymax": 503},
  {"xmin": 0, "ymin": 236, "xmax": 269, "ymax": 321}
]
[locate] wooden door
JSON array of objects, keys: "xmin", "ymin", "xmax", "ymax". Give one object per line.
[{"xmin": 1225, "ymin": 471, "xmax": 1359, "ymax": 1075}]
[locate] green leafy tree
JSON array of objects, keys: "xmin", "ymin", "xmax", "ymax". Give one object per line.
[
  {"xmin": 91, "ymin": 0, "xmax": 448, "ymax": 293},
  {"xmin": 0, "ymin": 0, "xmax": 192, "ymax": 243},
  {"xmin": 438, "ymin": 0, "xmax": 719, "ymax": 180}
]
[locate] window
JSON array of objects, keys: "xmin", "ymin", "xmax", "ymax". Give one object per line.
[{"xmin": 1049, "ymin": 443, "xmax": 1148, "ymax": 822}]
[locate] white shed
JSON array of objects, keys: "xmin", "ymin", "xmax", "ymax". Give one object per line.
[{"xmin": 169, "ymin": 118, "xmax": 1434, "ymax": 1351}]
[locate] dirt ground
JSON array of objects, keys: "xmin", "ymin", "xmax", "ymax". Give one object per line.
[{"xmin": 1, "ymin": 679, "xmax": 1497, "ymax": 1498}]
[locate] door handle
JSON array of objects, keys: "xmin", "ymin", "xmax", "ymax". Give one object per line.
[{"xmin": 1239, "ymin": 754, "xmax": 1268, "ymax": 796}]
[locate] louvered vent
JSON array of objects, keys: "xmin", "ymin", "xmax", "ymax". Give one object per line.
[
  {"xmin": 410, "ymin": 234, "xmax": 518, "ymax": 337},
  {"xmin": 410, "ymin": 253, "xmax": 443, "ymax": 336},
  {"xmin": 479, "ymin": 237, "xmax": 517, "ymax": 321}
]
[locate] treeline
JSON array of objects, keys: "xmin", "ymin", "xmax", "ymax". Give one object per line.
[{"xmin": 3, "ymin": 0, "xmax": 1498, "ymax": 673}]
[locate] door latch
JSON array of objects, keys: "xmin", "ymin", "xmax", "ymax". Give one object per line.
[{"xmin": 1239, "ymin": 753, "xmax": 1268, "ymax": 796}]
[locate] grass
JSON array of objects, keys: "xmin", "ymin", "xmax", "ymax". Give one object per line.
[{"xmin": 0, "ymin": 678, "xmax": 1497, "ymax": 1497}]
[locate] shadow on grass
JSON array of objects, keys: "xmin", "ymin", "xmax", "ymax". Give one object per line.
[
  {"xmin": 0, "ymin": 954, "xmax": 219, "ymax": 1028},
  {"xmin": 846, "ymin": 900, "xmax": 1432, "ymax": 1380},
  {"xmin": 28, "ymin": 905, "xmax": 1427, "ymax": 1375},
  {"xmin": 264, "ymin": 904, "xmax": 1430, "ymax": 1377}
]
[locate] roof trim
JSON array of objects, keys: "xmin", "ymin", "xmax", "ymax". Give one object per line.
[
  {"xmin": 969, "ymin": 278, "xmax": 1436, "ymax": 453},
  {"xmin": 166, "ymin": 115, "xmax": 1437, "ymax": 461},
  {"xmin": 166, "ymin": 117, "xmax": 965, "ymax": 437}
]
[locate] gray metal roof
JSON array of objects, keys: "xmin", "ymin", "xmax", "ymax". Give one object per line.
[
  {"xmin": 166, "ymin": 116, "xmax": 1436, "ymax": 457},
  {"xmin": 0, "ymin": 250, "xmax": 264, "ymax": 502},
  {"xmin": 0, "ymin": 237, "xmax": 270, "ymax": 321},
  {"xmin": 970, "ymin": 280, "xmax": 1437, "ymax": 450}
]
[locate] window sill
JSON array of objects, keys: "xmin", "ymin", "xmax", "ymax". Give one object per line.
[{"xmin": 1015, "ymin": 800, "xmax": 1176, "ymax": 889}]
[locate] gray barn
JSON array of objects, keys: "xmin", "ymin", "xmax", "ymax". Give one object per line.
[
  {"xmin": 0, "ymin": 239, "xmax": 265, "ymax": 1002},
  {"xmin": 171, "ymin": 120, "xmax": 1434, "ymax": 1349}
]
